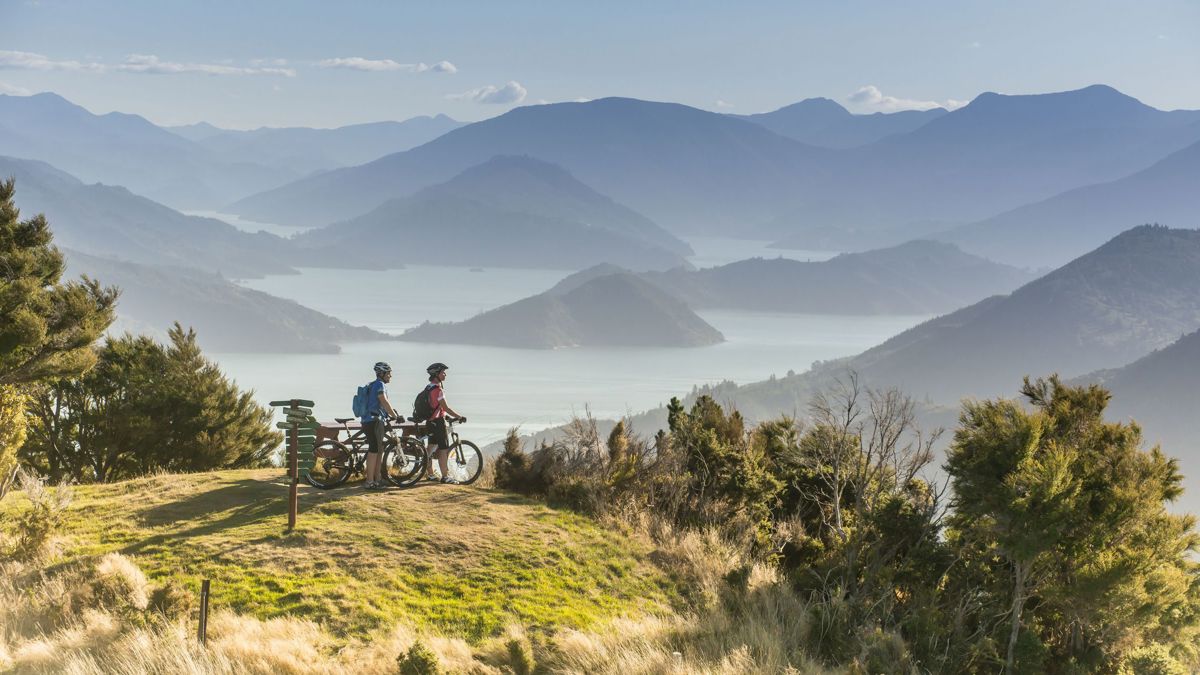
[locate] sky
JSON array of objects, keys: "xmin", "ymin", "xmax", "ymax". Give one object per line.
[{"xmin": 1, "ymin": 0, "xmax": 1198, "ymax": 129}]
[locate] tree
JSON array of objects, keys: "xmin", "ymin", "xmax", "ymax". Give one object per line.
[
  {"xmin": 22, "ymin": 324, "xmax": 279, "ymax": 482},
  {"xmin": 946, "ymin": 376, "xmax": 1200, "ymax": 673},
  {"xmin": 0, "ymin": 178, "xmax": 116, "ymax": 492},
  {"xmin": 0, "ymin": 178, "xmax": 117, "ymax": 387}
]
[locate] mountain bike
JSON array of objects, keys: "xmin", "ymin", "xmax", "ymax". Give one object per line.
[
  {"xmin": 410, "ymin": 417, "xmax": 485, "ymax": 485},
  {"xmin": 305, "ymin": 417, "xmax": 426, "ymax": 489}
]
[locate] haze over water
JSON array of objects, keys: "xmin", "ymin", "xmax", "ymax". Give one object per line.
[{"xmin": 210, "ymin": 232, "xmax": 928, "ymax": 445}]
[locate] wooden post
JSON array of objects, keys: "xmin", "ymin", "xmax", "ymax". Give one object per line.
[
  {"xmin": 288, "ymin": 398, "xmax": 299, "ymax": 531},
  {"xmin": 198, "ymin": 579, "xmax": 210, "ymax": 644}
]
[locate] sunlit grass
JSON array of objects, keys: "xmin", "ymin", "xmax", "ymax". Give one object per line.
[{"xmin": 0, "ymin": 469, "xmax": 676, "ymax": 642}]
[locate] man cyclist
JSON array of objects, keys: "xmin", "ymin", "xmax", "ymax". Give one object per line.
[
  {"xmin": 362, "ymin": 361, "xmax": 399, "ymax": 489},
  {"xmin": 420, "ymin": 362, "xmax": 466, "ymax": 484}
]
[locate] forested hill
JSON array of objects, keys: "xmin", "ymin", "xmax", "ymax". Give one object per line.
[{"xmin": 399, "ymin": 272, "xmax": 724, "ymax": 348}]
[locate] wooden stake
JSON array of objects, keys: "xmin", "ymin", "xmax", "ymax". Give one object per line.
[{"xmin": 198, "ymin": 579, "xmax": 210, "ymax": 644}]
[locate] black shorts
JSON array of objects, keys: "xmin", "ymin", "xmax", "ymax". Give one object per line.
[
  {"xmin": 364, "ymin": 419, "xmax": 385, "ymax": 454},
  {"xmin": 427, "ymin": 418, "xmax": 451, "ymax": 449}
]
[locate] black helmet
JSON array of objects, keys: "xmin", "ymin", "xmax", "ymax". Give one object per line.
[
  {"xmin": 426, "ymin": 362, "xmax": 449, "ymax": 376},
  {"xmin": 374, "ymin": 361, "xmax": 392, "ymax": 375}
]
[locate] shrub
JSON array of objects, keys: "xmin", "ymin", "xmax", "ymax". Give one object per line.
[
  {"xmin": 493, "ymin": 428, "xmax": 533, "ymax": 493},
  {"xmin": 7, "ymin": 469, "xmax": 72, "ymax": 562},
  {"xmin": 398, "ymin": 640, "xmax": 443, "ymax": 675},
  {"xmin": 1121, "ymin": 644, "xmax": 1189, "ymax": 675}
]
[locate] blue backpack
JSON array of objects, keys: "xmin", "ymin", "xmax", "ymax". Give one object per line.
[{"xmin": 352, "ymin": 382, "xmax": 373, "ymax": 418}]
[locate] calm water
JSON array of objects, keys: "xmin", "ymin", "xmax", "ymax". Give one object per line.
[{"xmin": 223, "ymin": 262, "xmax": 929, "ymax": 445}]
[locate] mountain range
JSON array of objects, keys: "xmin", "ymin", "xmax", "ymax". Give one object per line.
[
  {"xmin": 399, "ymin": 271, "xmax": 724, "ymax": 349},
  {"xmin": 734, "ymin": 97, "xmax": 947, "ymax": 148},
  {"xmin": 228, "ymin": 85, "xmax": 1200, "ymax": 245},
  {"xmin": 167, "ymin": 115, "xmax": 463, "ymax": 177},
  {"xmin": 0, "ymin": 93, "xmax": 294, "ymax": 208}
]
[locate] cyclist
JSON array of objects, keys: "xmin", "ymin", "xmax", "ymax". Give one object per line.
[
  {"xmin": 420, "ymin": 362, "xmax": 466, "ymax": 484},
  {"xmin": 362, "ymin": 361, "xmax": 399, "ymax": 489}
]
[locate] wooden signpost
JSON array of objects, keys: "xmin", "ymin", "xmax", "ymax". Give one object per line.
[{"xmin": 269, "ymin": 398, "xmax": 316, "ymax": 531}]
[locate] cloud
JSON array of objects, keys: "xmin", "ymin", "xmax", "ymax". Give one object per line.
[
  {"xmin": 846, "ymin": 85, "xmax": 966, "ymax": 113},
  {"xmin": 968, "ymin": 41, "xmax": 982, "ymax": 49},
  {"xmin": 715, "ymin": 99, "xmax": 734, "ymax": 109},
  {"xmin": 0, "ymin": 50, "xmax": 104, "ymax": 72},
  {"xmin": 318, "ymin": 57, "xmax": 457, "ymax": 74},
  {"xmin": 116, "ymin": 54, "xmax": 296, "ymax": 77},
  {"xmin": 0, "ymin": 81, "xmax": 31, "ymax": 95},
  {"xmin": 0, "ymin": 50, "xmax": 294, "ymax": 76},
  {"xmin": 448, "ymin": 80, "xmax": 527, "ymax": 105}
]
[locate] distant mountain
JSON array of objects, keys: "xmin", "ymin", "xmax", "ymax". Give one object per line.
[
  {"xmin": 762, "ymin": 85, "xmax": 1200, "ymax": 243},
  {"xmin": 1081, "ymin": 328, "xmax": 1200, "ymax": 457},
  {"xmin": 936, "ymin": 136, "xmax": 1200, "ymax": 268},
  {"xmin": 719, "ymin": 226, "xmax": 1200, "ymax": 417},
  {"xmin": 228, "ymin": 97, "xmax": 831, "ymax": 232},
  {"xmin": 644, "ymin": 240, "xmax": 1033, "ymax": 315},
  {"xmin": 293, "ymin": 156, "xmax": 690, "ymax": 271},
  {"xmin": 0, "ymin": 92, "xmax": 296, "ymax": 208},
  {"xmin": 735, "ymin": 98, "xmax": 946, "ymax": 148},
  {"xmin": 1, "ymin": 155, "xmax": 297, "ymax": 278},
  {"xmin": 65, "ymin": 251, "xmax": 385, "ymax": 354},
  {"xmin": 399, "ymin": 272, "xmax": 724, "ymax": 348},
  {"xmin": 173, "ymin": 115, "xmax": 463, "ymax": 176}
]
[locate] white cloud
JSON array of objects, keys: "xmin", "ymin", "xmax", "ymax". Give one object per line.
[
  {"xmin": 0, "ymin": 50, "xmax": 104, "ymax": 72},
  {"xmin": 318, "ymin": 57, "xmax": 457, "ymax": 74},
  {"xmin": 715, "ymin": 99, "xmax": 734, "ymax": 109},
  {"xmin": 448, "ymin": 80, "xmax": 527, "ymax": 105},
  {"xmin": 846, "ymin": 85, "xmax": 965, "ymax": 113},
  {"xmin": 0, "ymin": 81, "xmax": 31, "ymax": 95},
  {"xmin": 0, "ymin": 50, "xmax": 294, "ymax": 76},
  {"xmin": 117, "ymin": 54, "xmax": 295, "ymax": 77}
]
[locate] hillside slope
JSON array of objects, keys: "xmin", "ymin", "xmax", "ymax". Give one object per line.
[
  {"xmin": 736, "ymin": 98, "xmax": 946, "ymax": 148},
  {"xmin": 0, "ymin": 469, "xmax": 676, "ymax": 640},
  {"xmin": 65, "ymin": 251, "xmax": 384, "ymax": 353},
  {"xmin": 939, "ymin": 136, "xmax": 1200, "ymax": 268},
  {"xmin": 2, "ymin": 155, "xmax": 297, "ymax": 278}
]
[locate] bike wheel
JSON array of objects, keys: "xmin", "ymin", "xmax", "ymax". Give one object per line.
[
  {"xmin": 446, "ymin": 440, "xmax": 484, "ymax": 485},
  {"xmin": 305, "ymin": 441, "xmax": 353, "ymax": 488},
  {"xmin": 384, "ymin": 438, "xmax": 427, "ymax": 487}
]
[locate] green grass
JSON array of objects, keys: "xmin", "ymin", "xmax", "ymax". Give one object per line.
[{"xmin": 0, "ymin": 469, "xmax": 678, "ymax": 641}]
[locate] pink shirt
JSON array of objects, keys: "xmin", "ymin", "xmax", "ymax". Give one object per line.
[{"xmin": 429, "ymin": 383, "xmax": 446, "ymax": 419}]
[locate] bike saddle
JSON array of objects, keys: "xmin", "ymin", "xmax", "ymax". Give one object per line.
[{"xmin": 334, "ymin": 417, "xmax": 355, "ymax": 424}]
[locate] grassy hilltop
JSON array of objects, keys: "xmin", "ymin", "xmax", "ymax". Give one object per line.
[{"xmin": 0, "ymin": 469, "xmax": 676, "ymax": 641}]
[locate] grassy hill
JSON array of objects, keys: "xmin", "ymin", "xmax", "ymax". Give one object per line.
[{"xmin": 0, "ymin": 469, "xmax": 677, "ymax": 641}]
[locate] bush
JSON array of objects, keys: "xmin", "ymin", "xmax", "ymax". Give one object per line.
[
  {"xmin": 398, "ymin": 641, "xmax": 443, "ymax": 675},
  {"xmin": 493, "ymin": 429, "xmax": 533, "ymax": 493},
  {"xmin": 7, "ymin": 469, "xmax": 72, "ymax": 562},
  {"xmin": 1121, "ymin": 644, "xmax": 1189, "ymax": 675}
]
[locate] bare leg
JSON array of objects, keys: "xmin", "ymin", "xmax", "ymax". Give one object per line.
[{"xmin": 437, "ymin": 447, "xmax": 450, "ymax": 480}]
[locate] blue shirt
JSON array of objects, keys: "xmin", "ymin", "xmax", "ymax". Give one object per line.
[{"xmin": 361, "ymin": 378, "xmax": 388, "ymax": 424}]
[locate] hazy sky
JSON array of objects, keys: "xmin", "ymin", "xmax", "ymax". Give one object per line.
[{"xmin": 2, "ymin": 0, "xmax": 1197, "ymax": 129}]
